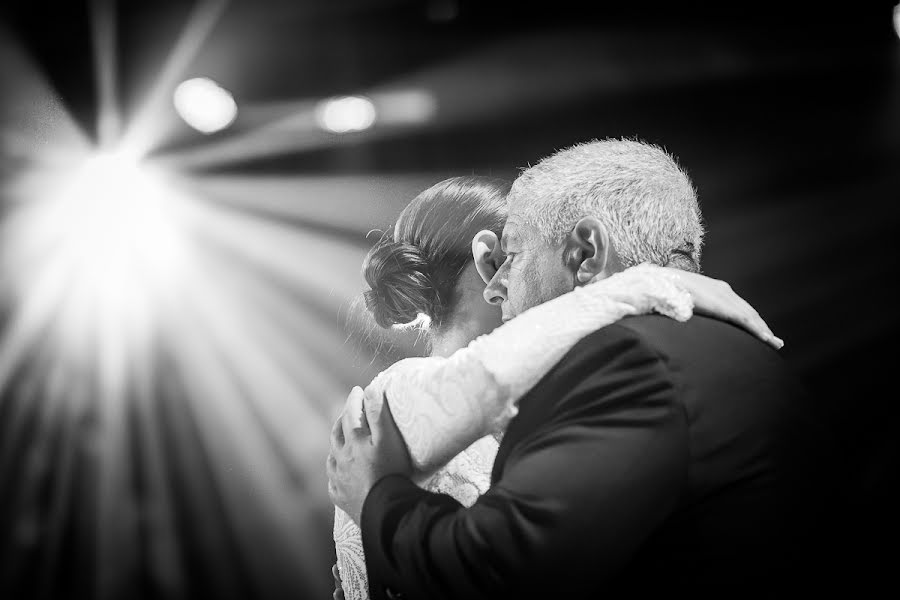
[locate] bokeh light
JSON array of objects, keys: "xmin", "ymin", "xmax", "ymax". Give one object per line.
[
  {"xmin": 372, "ymin": 89, "xmax": 438, "ymax": 125},
  {"xmin": 894, "ymin": 3, "xmax": 900, "ymax": 39},
  {"xmin": 173, "ymin": 77, "xmax": 238, "ymax": 133},
  {"xmin": 314, "ymin": 95, "xmax": 377, "ymax": 133}
]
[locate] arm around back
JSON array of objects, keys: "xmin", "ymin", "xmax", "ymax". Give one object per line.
[{"xmin": 361, "ymin": 323, "xmax": 689, "ymax": 599}]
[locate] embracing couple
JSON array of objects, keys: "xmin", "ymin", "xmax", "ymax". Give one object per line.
[{"xmin": 327, "ymin": 139, "xmax": 827, "ymax": 599}]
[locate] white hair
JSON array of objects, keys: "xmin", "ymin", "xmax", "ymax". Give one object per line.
[{"xmin": 510, "ymin": 138, "xmax": 705, "ymax": 271}]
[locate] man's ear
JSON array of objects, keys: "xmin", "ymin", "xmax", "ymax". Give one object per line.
[
  {"xmin": 472, "ymin": 230, "xmax": 501, "ymax": 284},
  {"xmin": 563, "ymin": 217, "xmax": 611, "ymax": 285}
]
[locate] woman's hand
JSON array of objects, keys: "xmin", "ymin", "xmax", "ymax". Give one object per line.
[
  {"xmin": 665, "ymin": 269, "xmax": 784, "ymax": 349},
  {"xmin": 332, "ymin": 563, "xmax": 345, "ymax": 600}
]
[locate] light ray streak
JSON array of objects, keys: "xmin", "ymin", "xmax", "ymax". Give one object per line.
[
  {"xmin": 185, "ymin": 196, "xmax": 367, "ymax": 304},
  {"xmin": 185, "ymin": 208, "xmax": 383, "ymax": 382},
  {"xmin": 153, "ymin": 111, "xmax": 331, "ymax": 170},
  {"xmin": 0, "ymin": 9, "xmax": 412, "ymax": 597},
  {"xmin": 128, "ymin": 351, "xmax": 184, "ymax": 597},
  {"xmin": 178, "ymin": 171, "xmax": 457, "ymax": 364},
  {"xmin": 152, "ymin": 29, "xmax": 647, "ymax": 169},
  {"xmin": 158, "ymin": 27, "xmax": 835, "ymax": 172},
  {"xmin": 119, "ymin": 0, "xmax": 230, "ymax": 158},
  {"xmin": 198, "ymin": 237, "xmax": 393, "ymax": 392},
  {"xmin": 89, "ymin": 0, "xmax": 121, "ymax": 146},
  {"xmin": 34, "ymin": 364, "xmax": 86, "ymax": 600},
  {"xmin": 154, "ymin": 360, "xmax": 252, "ymax": 598},
  {"xmin": 181, "ymin": 172, "xmax": 445, "ymax": 236},
  {"xmin": 154, "ymin": 90, "xmax": 428, "ymax": 170},
  {"xmin": 162, "ymin": 299, "xmax": 333, "ymax": 594},
  {"xmin": 0, "ymin": 25, "xmax": 90, "ymax": 166},
  {"xmin": 2, "ymin": 121, "xmax": 361, "ymax": 600},
  {"xmin": 3, "ymin": 159, "xmax": 360, "ymax": 597}
]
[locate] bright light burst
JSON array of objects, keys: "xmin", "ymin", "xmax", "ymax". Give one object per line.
[
  {"xmin": 7, "ymin": 153, "xmax": 187, "ymax": 350},
  {"xmin": 0, "ymin": 139, "xmax": 375, "ymax": 594},
  {"xmin": 42, "ymin": 151, "xmax": 187, "ymax": 297},
  {"xmin": 0, "ymin": 3, "xmax": 378, "ymax": 597},
  {"xmin": 2, "ymin": 149, "xmax": 193, "ymax": 399}
]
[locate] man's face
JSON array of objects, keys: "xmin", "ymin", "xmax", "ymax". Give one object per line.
[{"xmin": 483, "ymin": 215, "xmax": 575, "ymax": 321}]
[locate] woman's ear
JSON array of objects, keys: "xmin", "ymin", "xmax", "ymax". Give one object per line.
[
  {"xmin": 472, "ymin": 230, "xmax": 501, "ymax": 284},
  {"xmin": 563, "ymin": 217, "xmax": 611, "ymax": 285}
]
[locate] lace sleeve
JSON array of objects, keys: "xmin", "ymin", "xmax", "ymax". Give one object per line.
[{"xmin": 360, "ymin": 263, "xmax": 692, "ymax": 475}]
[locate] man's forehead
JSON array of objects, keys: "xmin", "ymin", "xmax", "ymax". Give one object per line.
[{"xmin": 503, "ymin": 213, "xmax": 543, "ymax": 242}]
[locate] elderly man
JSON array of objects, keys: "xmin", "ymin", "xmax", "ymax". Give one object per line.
[{"xmin": 328, "ymin": 139, "xmax": 828, "ymax": 599}]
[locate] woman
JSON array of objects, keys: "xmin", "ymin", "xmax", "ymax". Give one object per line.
[{"xmin": 332, "ymin": 176, "xmax": 779, "ymax": 600}]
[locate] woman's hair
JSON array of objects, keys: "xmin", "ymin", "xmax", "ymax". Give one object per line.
[{"xmin": 363, "ymin": 176, "xmax": 510, "ymax": 331}]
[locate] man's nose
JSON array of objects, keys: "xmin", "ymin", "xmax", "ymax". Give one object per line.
[{"xmin": 483, "ymin": 267, "xmax": 507, "ymax": 306}]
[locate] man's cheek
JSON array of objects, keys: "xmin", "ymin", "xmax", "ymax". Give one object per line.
[{"xmin": 518, "ymin": 266, "xmax": 540, "ymax": 310}]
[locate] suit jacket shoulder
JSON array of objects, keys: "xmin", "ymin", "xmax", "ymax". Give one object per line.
[{"xmin": 492, "ymin": 317, "xmax": 683, "ymax": 482}]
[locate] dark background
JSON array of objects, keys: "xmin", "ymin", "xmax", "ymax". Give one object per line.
[{"xmin": 2, "ymin": 1, "xmax": 898, "ymax": 598}]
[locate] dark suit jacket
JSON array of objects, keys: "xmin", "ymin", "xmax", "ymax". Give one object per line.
[{"xmin": 361, "ymin": 315, "xmax": 834, "ymax": 599}]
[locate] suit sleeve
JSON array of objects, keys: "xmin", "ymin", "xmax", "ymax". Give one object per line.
[{"xmin": 360, "ymin": 323, "xmax": 689, "ymax": 600}]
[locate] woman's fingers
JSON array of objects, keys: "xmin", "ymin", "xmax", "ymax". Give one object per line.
[
  {"xmin": 725, "ymin": 288, "xmax": 783, "ymax": 350},
  {"xmin": 726, "ymin": 289, "xmax": 773, "ymax": 346},
  {"xmin": 326, "ymin": 476, "xmax": 337, "ymax": 504},
  {"xmin": 738, "ymin": 300, "xmax": 768, "ymax": 337},
  {"xmin": 677, "ymin": 269, "xmax": 784, "ymax": 350},
  {"xmin": 332, "ymin": 563, "xmax": 345, "ymax": 600},
  {"xmin": 342, "ymin": 387, "xmax": 366, "ymax": 441},
  {"xmin": 330, "ymin": 413, "xmax": 344, "ymax": 449}
]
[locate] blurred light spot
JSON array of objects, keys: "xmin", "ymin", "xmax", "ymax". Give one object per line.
[
  {"xmin": 315, "ymin": 96, "xmax": 377, "ymax": 133},
  {"xmin": 895, "ymin": 3, "xmax": 900, "ymax": 39},
  {"xmin": 372, "ymin": 90, "xmax": 438, "ymax": 125},
  {"xmin": 173, "ymin": 77, "xmax": 238, "ymax": 133}
]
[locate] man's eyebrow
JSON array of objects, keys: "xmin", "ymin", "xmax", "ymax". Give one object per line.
[{"xmin": 500, "ymin": 229, "xmax": 516, "ymax": 252}]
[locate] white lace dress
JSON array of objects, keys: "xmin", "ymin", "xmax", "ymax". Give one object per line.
[{"xmin": 333, "ymin": 265, "xmax": 693, "ymax": 600}]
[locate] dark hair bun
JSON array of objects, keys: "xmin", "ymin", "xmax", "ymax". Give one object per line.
[{"xmin": 363, "ymin": 239, "xmax": 440, "ymax": 328}]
